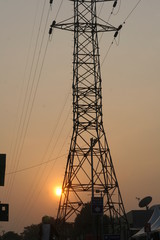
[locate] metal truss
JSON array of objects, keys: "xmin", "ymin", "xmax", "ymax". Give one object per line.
[{"xmin": 50, "ymin": 0, "xmax": 128, "ymax": 236}]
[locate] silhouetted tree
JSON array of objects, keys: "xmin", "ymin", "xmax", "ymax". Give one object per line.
[
  {"xmin": 74, "ymin": 202, "xmax": 110, "ymax": 238},
  {"xmin": 74, "ymin": 202, "xmax": 92, "ymax": 236},
  {"xmin": 2, "ymin": 231, "xmax": 22, "ymax": 240},
  {"xmin": 21, "ymin": 224, "xmax": 40, "ymax": 240}
]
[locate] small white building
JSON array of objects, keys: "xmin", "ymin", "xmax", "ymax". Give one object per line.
[{"xmin": 132, "ymin": 205, "xmax": 160, "ymax": 239}]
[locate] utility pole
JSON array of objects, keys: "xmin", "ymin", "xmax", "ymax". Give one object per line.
[
  {"xmin": 0, "ymin": 154, "xmax": 9, "ymax": 222},
  {"xmin": 0, "ymin": 154, "xmax": 6, "ymax": 187},
  {"xmin": 50, "ymin": 0, "xmax": 128, "ymax": 238}
]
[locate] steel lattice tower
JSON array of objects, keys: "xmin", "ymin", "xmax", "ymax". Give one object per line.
[{"xmin": 50, "ymin": 0, "xmax": 128, "ymax": 237}]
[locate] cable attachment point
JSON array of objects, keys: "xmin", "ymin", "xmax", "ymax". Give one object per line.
[
  {"xmin": 49, "ymin": 20, "xmax": 56, "ymax": 35},
  {"xmin": 117, "ymin": 24, "xmax": 122, "ymax": 31},
  {"xmin": 113, "ymin": 0, "xmax": 117, "ymax": 8},
  {"xmin": 51, "ymin": 20, "xmax": 56, "ymax": 28},
  {"xmin": 49, "ymin": 28, "xmax": 52, "ymax": 35},
  {"xmin": 114, "ymin": 24, "xmax": 122, "ymax": 38}
]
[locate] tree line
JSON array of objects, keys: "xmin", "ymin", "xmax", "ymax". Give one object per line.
[{"xmin": 0, "ymin": 202, "xmax": 123, "ymax": 240}]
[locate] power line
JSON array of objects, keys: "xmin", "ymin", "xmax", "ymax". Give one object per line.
[
  {"xmin": 123, "ymin": 0, "xmax": 143, "ymax": 24},
  {"xmin": 101, "ymin": 40, "xmax": 114, "ymax": 66},
  {"xmin": 10, "ymin": 0, "xmax": 71, "ymax": 229},
  {"xmin": 1, "ymin": 0, "xmax": 41, "ymax": 202},
  {"xmin": 5, "ymin": 0, "xmax": 51, "ymax": 202},
  {"xmin": 101, "ymin": 0, "xmax": 144, "ymax": 65},
  {"xmin": 6, "ymin": 154, "xmax": 66, "ymax": 175},
  {"xmin": 7, "ymin": 0, "xmax": 66, "ymax": 196},
  {"xmin": 55, "ymin": 0, "xmax": 64, "ymax": 20},
  {"xmin": 15, "ymin": 102, "xmax": 72, "ymax": 231}
]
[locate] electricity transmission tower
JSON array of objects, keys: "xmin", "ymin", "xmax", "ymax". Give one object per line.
[{"xmin": 50, "ymin": 0, "xmax": 128, "ymax": 237}]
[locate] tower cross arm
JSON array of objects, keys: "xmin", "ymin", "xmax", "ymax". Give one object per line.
[
  {"xmin": 52, "ymin": 22, "xmax": 75, "ymax": 32},
  {"xmin": 49, "ymin": 21, "xmax": 117, "ymax": 33},
  {"xmin": 69, "ymin": 0, "xmax": 115, "ymax": 2},
  {"xmin": 96, "ymin": 23, "xmax": 117, "ymax": 32}
]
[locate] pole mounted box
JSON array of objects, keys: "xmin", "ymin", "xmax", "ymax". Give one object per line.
[
  {"xmin": 0, "ymin": 154, "xmax": 6, "ymax": 186},
  {"xmin": 0, "ymin": 204, "xmax": 9, "ymax": 221},
  {"xmin": 92, "ymin": 197, "xmax": 103, "ymax": 215},
  {"xmin": 0, "ymin": 154, "xmax": 9, "ymax": 222}
]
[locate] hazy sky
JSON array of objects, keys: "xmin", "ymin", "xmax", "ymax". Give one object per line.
[{"xmin": 0, "ymin": 0, "xmax": 160, "ymax": 234}]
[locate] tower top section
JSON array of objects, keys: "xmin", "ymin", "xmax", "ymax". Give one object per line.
[{"xmin": 49, "ymin": 0, "xmax": 120, "ymax": 34}]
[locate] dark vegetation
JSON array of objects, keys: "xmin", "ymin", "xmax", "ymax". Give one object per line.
[{"xmin": 0, "ymin": 203, "xmax": 112, "ymax": 240}]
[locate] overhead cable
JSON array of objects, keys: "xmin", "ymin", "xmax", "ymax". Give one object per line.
[
  {"xmin": 101, "ymin": 0, "xmax": 143, "ymax": 65},
  {"xmin": 6, "ymin": 154, "xmax": 67, "ymax": 175},
  {"xmin": 5, "ymin": 1, "xmax": 50, "ymax": 202}
]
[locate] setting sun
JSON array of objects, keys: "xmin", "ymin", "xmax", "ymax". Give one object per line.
[{"xmin": 55, "ymin": 187, "xmax": 62, "ymax": 197}]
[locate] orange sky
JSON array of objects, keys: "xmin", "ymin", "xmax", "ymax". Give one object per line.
[{"xmin": 0, "ymin": 0, "xmax": 160, "ymax": 234}]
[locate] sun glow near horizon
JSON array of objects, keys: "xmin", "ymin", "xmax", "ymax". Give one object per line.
[{"xmin": 55, "ymin": 187, "xmax": 62, "ymax": 197}]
